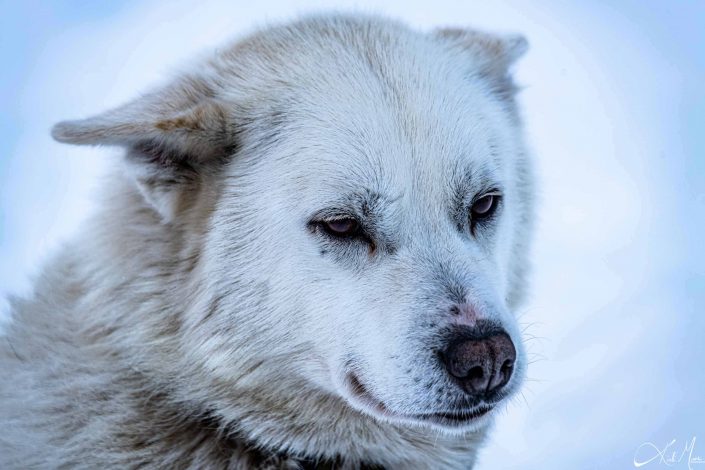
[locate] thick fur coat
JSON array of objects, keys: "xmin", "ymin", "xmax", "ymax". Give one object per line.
[{"xmin": 0, "ymin": 14, "xmax": 534, "ymax": 469}]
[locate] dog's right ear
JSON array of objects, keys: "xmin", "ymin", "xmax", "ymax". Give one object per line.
[
  {"xmin": 52, "ymin": 76, "xmax": 234, "ymax": 221},
  {"xmin": 434, "ymin": 28, "xmax": 528, "ymax": 101}
]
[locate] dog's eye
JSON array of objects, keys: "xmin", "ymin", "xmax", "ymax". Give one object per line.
[
  {"xmin": 471, "ymin": 195, "xmax": 497, "ymax": 218},
  {"xmin": 321, "ymin": 218, "xmax": 360, "ymax": 238},
  {"xmin": 469, "ymin": 193, "xmax": 501, "ymax": 232}
]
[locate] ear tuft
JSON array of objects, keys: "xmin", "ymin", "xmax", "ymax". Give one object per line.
[
  {"xmin": 435, "ymin": 28, "xmax": 529, "ymax": 67},
  {"xmin": 502, "ymin": 34, "xmax": 529, "ymax": 64},
  {"xmin": 51, "ymin": 120, "xmax": 82, "ymax": 144}
]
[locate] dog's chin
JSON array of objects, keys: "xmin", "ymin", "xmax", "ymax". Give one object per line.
[{"xmin": 336, "ymin": 371, "xmax": 495, "ymax": 434}]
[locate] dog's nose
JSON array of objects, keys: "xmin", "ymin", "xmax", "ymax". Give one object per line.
[{"xmin": 442, "ymin": 331, "xmax": 516, "ymax": 397}]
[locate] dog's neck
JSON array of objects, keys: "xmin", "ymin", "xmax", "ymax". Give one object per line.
[
  {"xmin": 109, "ymin": 370, "xmax": 482, "ymax": 470},
  {"xmin": 153, "ymin": 401, "xmax": 391, "ymax": 469}
]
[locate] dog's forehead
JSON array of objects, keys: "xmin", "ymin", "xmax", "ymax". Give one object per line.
[{"xmin": 273, "ymin": 73, "xmax": 505, "ymax": 205}]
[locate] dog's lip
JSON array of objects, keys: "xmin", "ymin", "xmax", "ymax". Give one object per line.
[
  {"xmin": 410, "ymin": 406, "xmax": 493, "ymax": 422},
  {"xmin": 342, "ymin": 371, "xmax": 494, "ymax": 427}
]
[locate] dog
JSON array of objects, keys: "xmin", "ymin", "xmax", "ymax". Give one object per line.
[{"xmin": 0, "ymin": 13, "xmax": 534, "ymax": 469}]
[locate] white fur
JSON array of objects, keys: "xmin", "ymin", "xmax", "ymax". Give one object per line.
[{"xmin": 0, "ymin": 13, "xmax": 533, "ymax": 469}]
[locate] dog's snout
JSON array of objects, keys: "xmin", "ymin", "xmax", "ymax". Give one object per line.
[{"xmin": 442, "ymin": 330, "xmax": 516, "ymax": 397}]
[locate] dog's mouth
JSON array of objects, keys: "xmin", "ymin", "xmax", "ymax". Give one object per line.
[
  {"xmin": 410, "ymin": 407, "xmax": 494, "ymax": 423},
  {"xmin": 342, "ymin": 371, "xmax": 494, "ymax": 430}
]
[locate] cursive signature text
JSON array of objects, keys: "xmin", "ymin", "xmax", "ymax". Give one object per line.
[{"xmin": 634, "ymin": 437, "xmax": 704, "ymax": 469}]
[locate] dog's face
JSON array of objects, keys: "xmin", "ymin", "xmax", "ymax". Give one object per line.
[{"xmin": 53, "ymin": 15, "xmax": 533, "ymax": 440}]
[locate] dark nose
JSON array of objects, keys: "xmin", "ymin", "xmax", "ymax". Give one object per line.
[{"xmin": 442, "ymin": 330, "xmax": 516, "ymax": 397}]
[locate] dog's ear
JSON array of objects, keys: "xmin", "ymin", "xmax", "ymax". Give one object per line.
[
  {"xmin": 434, "ymin": 28, "xmax": 528, "ymax": 100},
  {"xmin": 51, "ymin": 76, "xmax": 233, "ymax": 221}
]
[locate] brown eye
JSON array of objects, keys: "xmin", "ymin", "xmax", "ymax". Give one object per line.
[
  {"xmin": 322, "ymin": 218, "xmax": 360, "ymax": 237},
  {"xmin": 471, "ymin": 194, "xmax": 500, "ymax": 220}
]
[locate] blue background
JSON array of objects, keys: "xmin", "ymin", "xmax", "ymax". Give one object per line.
[{"xmin": 1, "ymin": 1, "xmax": 704, "ymax": 468}]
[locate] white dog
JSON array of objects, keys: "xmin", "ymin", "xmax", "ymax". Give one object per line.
[{"xmin": 0, "ymin": 13, "xmax": 534, "ymax": 469}]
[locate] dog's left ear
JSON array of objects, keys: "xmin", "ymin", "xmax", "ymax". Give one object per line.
[
  {"xmin": 434, "ymin": 28, "xmax": 528, "ymax": 100},
  {"xmin": 51, "ymin": 76, "xmax": 234, "ymax": 221}
]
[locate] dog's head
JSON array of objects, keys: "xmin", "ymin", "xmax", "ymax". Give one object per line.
[{"xmin": 53, "ymin": 14, "xmax": 532, "ymax": 443}]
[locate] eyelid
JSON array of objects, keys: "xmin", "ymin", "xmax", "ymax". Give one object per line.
[
  {"xmin": 479, "ymin": 189, "xmax": 502, "ymax": 198},
  {"xmin": 467, "ymin": 189, "xmax": 502, "ymax": 208},
  {"xmin": 320, "ymin": 214, "xmax": 359, "ymax": 224},
  {"xmin": 310, "ymin": 207, "xmax": 360, "ymax": 222}
]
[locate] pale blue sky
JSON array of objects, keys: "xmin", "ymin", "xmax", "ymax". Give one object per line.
[{"xmin": 1, "ymin": 2, "xmax": 704, "ymax": 469}]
